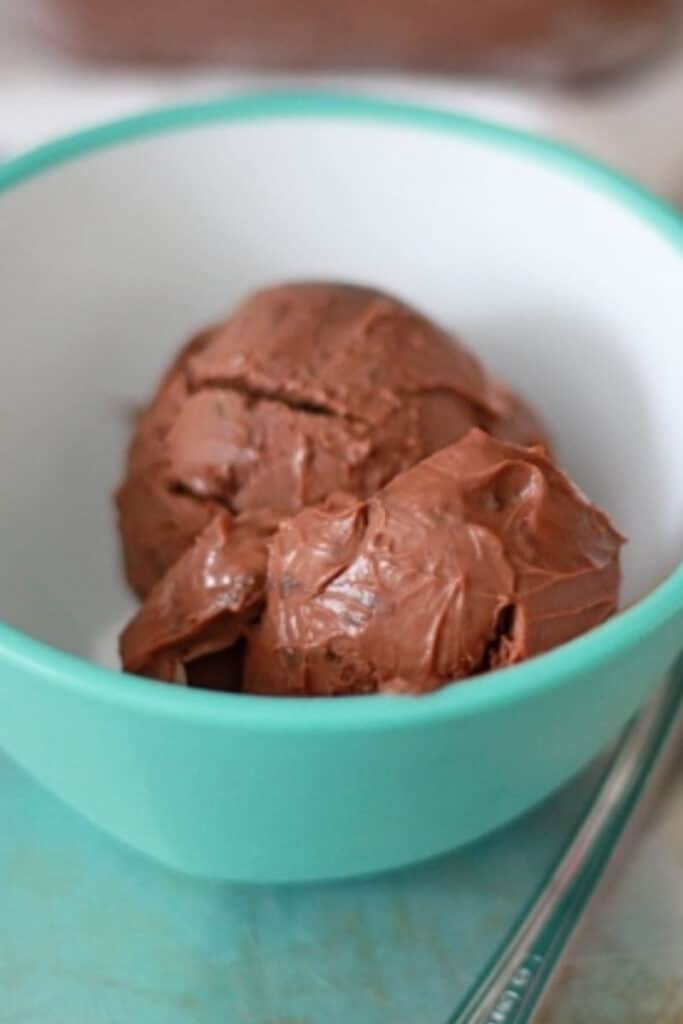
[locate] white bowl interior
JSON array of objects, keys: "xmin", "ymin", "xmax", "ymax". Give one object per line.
[{"xmin": 1, "ymin": 113, "xmax": 683, "ymax": 663}]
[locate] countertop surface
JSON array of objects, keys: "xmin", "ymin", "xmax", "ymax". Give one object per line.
[{"xmin": 1, "ymin": 727, "xmax": 682, "ymax": 1023}]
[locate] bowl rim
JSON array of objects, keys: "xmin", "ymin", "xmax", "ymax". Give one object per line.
[{"xmin": 1, "ymin": 90, "xmax": 683, "ymax": 731}]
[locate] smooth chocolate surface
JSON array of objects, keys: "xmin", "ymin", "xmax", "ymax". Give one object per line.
[
  {"xmin": 244, "ymin": 430, "xmax": 624, "ymax": 695},
  {"xmin": 120, "ymin": 509, "xmax": 276, "ymax": 683}
]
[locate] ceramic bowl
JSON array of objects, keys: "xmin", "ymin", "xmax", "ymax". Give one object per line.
[{"xmin": 1, "ymin": 94, "xmax": 682, "ymax": 882}]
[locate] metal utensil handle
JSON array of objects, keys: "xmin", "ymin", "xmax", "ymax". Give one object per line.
[{"xmin": 449, "ymin": 670, "xmax": 683, "ymax": 1024}]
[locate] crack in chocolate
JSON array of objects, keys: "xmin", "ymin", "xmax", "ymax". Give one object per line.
[
  {"xmin": 167, "ymin": 480, "xmax": 237, "ymax": 514},
  {"xmin": 190, "ymin": 377, "xmax": 339, "ymax": 419},
  {"xmin": 478, "ymin": 602, "xmax": 517, "ymax": 673}
]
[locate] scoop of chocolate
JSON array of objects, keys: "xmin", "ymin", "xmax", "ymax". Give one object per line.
[
  {"xmin": 120, "ymin": 509, "xmax": 275, "ymax": 684},
  {"xmin": 244, "ymin": 429, "xmax": 624, "ymax": 696},
  {"xmin": 121, "ymin": 428, "xmax": 623, "ymax": 694},
  {"xmin": 116, "ymin": 283, "xmax": 547, "ymax": 599}
]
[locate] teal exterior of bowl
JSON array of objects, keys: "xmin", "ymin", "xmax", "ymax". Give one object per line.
[
  {"xmin": 1, "ymin": 94, "xmax": 683, "ymax": 883},
  {"xmin": 0, "ymin": 604, "xmax": 681, "ymax": 882}
]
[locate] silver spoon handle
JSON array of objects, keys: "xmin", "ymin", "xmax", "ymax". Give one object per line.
[{"xmin": 449, "ymin": 669, "xmax": 683, "ymax": 1024}]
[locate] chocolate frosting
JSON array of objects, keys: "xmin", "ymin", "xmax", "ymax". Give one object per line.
[
  {"xmin": 116, "ymin": 283, "xmax": 547, "ymax": 599},
  {"xmin": 245, "ymin": 430, "xmax": 624, "ymax": 695},
  {"xmin": 120, "ymin": 429, "xmax": 623, "ymax": 694},
  {"xmin": 120, "ymin": 509, "xmax": 275, "ymax": 684}
]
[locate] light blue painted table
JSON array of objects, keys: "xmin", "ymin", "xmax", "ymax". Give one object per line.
[{"xmin": 1, "ymin": 748, "xmax": 615, "ymax": 1024}]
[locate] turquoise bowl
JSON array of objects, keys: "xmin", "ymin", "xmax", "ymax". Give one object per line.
[{"xmin": 1, "ymin": 94, "xmax": 682, "ymax": 882}]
